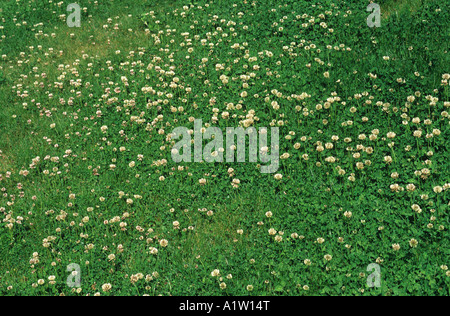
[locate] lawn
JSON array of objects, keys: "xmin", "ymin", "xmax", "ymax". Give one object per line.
[{"xmin": 0, "ymin": 0, "xmax": 449, "ymax": 296}]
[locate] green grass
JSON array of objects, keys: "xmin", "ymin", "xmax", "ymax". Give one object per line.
[
  {"xmin": 382, "ymin": 0, "xmax": 423, "ymax": 18},
  {"xmin": 0, "ymin": 0, "xmax": 449, "ymax": 296}
]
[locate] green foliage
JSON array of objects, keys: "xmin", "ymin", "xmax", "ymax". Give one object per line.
[{"xmin": 0, "ymin": 0, "xmax": 449, "ymax": 296}]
